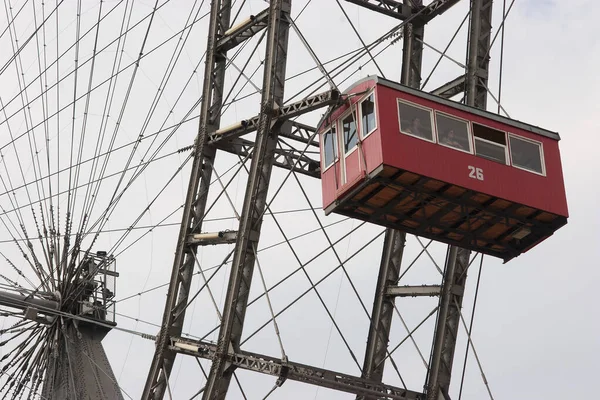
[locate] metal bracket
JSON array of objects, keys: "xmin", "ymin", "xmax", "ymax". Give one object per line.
[
  {"xmin": 187, "ymin": 230, "xmax": 238, "ymax": 245},
  {"xmin": 386, "ymin": 285, "xmax": 442, "ymax": 297}
]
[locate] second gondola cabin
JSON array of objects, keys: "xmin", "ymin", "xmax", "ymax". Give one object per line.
[{"xmin": 318, "ymin": 76, "xmax": 568, "ymax": 262}]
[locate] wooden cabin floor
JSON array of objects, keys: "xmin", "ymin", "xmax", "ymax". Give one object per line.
[{"xmin": 326, "ymin": 165, "xmax": 567, "ymax": 262}]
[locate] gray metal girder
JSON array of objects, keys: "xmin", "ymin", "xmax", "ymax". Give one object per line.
[
  {"xmin": 171, "ymin": 337, "xmax": 424, "ymax": 400},
  {"xmin": 141, "ymin": 1, "xmax": 232, "ymax": 398},
  {"xmin": 201, "ymin": 1, "xmax": 292, "ymax": 398}
]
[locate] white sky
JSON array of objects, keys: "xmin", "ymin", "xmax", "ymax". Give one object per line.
[{"xmin": 0, "ymin": 0, "xmax": 598, "ymax": 399}]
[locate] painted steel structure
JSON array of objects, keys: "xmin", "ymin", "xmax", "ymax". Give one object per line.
[{"xmin": 141, "ymin": 1, "xmax": 507, "ymax": 400}]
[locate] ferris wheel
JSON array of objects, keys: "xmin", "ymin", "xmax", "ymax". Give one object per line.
[{"xmin": 0, "ymin": 1, "xmax": 570, "ymax": 399}]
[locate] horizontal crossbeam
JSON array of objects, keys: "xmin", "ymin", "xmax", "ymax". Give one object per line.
[
  {"xmin": 386, "ymin": 285, "xmax": 441, "ymax": 297},
  {"xmin": 170, "ymin": 337, "xmax": 424, "ymax": 399},
  {"xmin": 209, "ymin": 89, "xmax": 339, "ymax": 143},
  {"xmin": 217, "ymin": 8, "xmax": 271, "ymax": 52},
  {"xmin": 343, "ymin": 0, "xmax": 410, "ymax": 19}
]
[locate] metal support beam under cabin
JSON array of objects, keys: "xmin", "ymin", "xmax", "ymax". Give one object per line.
[
  {"xmin": 201, "ymin": 1, "xmax": 292, "ymax": 398},
  {"xmin": 425, "ymin": 1, "xmax": 493, "ymax": 399},
  {"xmin": 141, "ymin": 1, "xmax": 231, "ymax": 398},
  {"xmin": 358, "ymin": 1, "xmax": 425, "ymax": 398},
  {"xmin": 171, "ymin": 337, "xmax": 424, "ymax": 399}
]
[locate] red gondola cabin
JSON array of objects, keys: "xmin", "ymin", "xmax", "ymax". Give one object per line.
[{"xmin": 318, "ymin": 76, "xmax": 568, "ymax": 262}]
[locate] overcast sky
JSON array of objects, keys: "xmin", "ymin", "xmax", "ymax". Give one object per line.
[{"xmin": 0, "ymin": 0, "xmax": 598, "ymax": 399}]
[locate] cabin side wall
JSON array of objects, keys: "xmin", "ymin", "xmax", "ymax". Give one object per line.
[
  {"xmin": 320, "ymin": 79, "xmax": 383, "ymax": 210},
  {"xmin": 377, "ymin": 84, "xmax": 569, "ymax": 217}
]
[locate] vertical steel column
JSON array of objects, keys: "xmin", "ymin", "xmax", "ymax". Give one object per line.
[
  {"xmin": 400, "ymin": 1, "xmax": 424, "ymax": 89},
  {"xmin": 465, "ymin": 0, "xmax": 492, "ymax": 108},
  {"xmin": 358, "ymin": 2, "xmax": 424, "ymax": 397},
  {"xmin": 425, "ymin": 1, "xmax": 492, "ymax": 399},
  {"xmin": 202, "ymin": 1, "xmax": 291, "ymax": 399},
  {"xmin": 142, "ymin": 2, "xmax": 231, "ymax": 399}
]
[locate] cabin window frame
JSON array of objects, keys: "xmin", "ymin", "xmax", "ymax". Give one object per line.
[
  {"xmin": 508, "ymin": 133, "xmax": 546, "ymax": 176},
  {"xmin": 358, "ymin": 91, "xmax": 377, "ymax": 140},
  {"xmin": 434, "ymin": 111, "xmax": 474, "ymax": 154},
  {"xmin": 397, "ymin": 99, "xmax": 437, "ymax": 144},
  {"xmin": 320, "ymin": 123, "xmax": 339, "ymax": 172},
  {"xmin": 471, "ymin": 121, "xmax": 509, "ymax": 165},
  {"xmin": 339, "ymin": 107, "xmax": 360, "ymax": 156}
]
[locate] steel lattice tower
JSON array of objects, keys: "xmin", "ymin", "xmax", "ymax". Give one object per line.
[{"xmin": 140, "ymin": 1, "xmax": 494, "ymax": 400}]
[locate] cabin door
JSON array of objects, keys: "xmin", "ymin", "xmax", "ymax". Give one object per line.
[{"xmin": 340, "ymin": 111, "xmax": 364, "ymax": 189}]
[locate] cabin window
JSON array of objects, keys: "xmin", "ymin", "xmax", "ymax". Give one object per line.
[
  {"xmin": 342, "ymin": 112, "xmax": 358, "ymax": 153},
  {"xmin": 360, "ymin": 93, "xmax": 376, "ymax": 137},
  {"xmin": 435, "ymin": 112, "xmax": 472, "ymax": 152},
  {"xmin": 322, "ymin": 125, "xmax": 338, "ymax": 168},
  {"xmin": 472, "ymin": 123, "xmax": 507, "ymax": 164},
  {"xmin": 509, "ymin": 135, "xmax": 544, "ymax": 175},
  {"xmin": 398, "ymin": 100, "xmax": 434, "ymax": 142}
]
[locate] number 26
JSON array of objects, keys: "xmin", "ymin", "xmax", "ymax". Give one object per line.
[{"xmin": 468, "ymin": 165, "xmax": 484, "ymax": 181}]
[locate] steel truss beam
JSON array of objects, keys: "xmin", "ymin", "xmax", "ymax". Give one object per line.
[
  {"xmin": 359, "ymin": 2, "xmax": 424, "ymax": 398},
  {"xmin": 171, "ymin": 337, "xmax": 424, "ymax": 399},
  {"xmin": 141, "ymin": 1, "xmax": 232, "ymax": 398},
  {"xmin": 344, "ymin": 0, "xmax": 461, "ymax": 25},
  {"xmin": 343, "ymin": 0, "xmax": 411, "ymax": 19},
  {"xmin": 425, "ymin": 1, "xmax": 493, "ymax": 399},
  {"xmin": 209, "ymin": 89, "xmax": 339, "ymax": 143},
  {"xmin": 217, "ymin": 136, "xmax": 320, "ymax": 179},
  {"xmin": 280, "ymin": 120, "xmax": 319, "ymax": 146},
  {"xmin": 201, "ymin": 1, "xmax": 292, "ymax": 398},
  {"xmin": 215, "ymin": 116, "xmax": 322, "ymax": 178}
]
